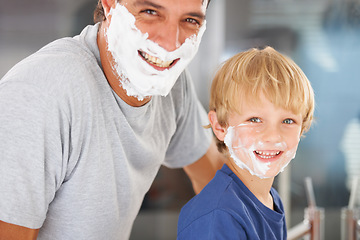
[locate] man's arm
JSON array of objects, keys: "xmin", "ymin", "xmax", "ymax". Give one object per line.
[
  {"xmin": 0, "ymin": 221, "xmax": 39, "ymax": 240},
  {"xmin": 183, "ymin": 138, "xmax": 226, "ymax": 194}
]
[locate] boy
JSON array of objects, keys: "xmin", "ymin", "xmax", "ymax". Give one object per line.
[{"xmin": 177, "ymin": 46, "xmax": 315, "ymax": 239}]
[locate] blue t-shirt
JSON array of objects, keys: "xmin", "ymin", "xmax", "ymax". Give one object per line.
[{"xmin": 177, "ymin": 164, "xmax": 287, "ymax": 240}]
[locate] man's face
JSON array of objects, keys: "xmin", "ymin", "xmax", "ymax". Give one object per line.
[
  {"xmin": 122, "ymin": 0, "xmax": 207, "ymax": 52},
  {"xmin": 224, "ymin": 94, "xmax": 303, "ymax": 179},
  {"xmin": 104, "ymin": 0, "xmax": 207, "ymax": 100}
]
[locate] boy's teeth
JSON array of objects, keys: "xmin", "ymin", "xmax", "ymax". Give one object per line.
[
  {"xmin": 141, "ymin": 52, "xmax": 173, "ymax": 68},
  {"xmin": 255, "ymin": 151, "xmax": 281, "ymax": 159}
]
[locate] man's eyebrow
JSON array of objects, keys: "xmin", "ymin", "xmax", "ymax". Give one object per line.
[
  {"xmin": 133, "ymin": 0, "xmax": 206, "ymax": 20},
  {"xmin": 133, "ymin": 0, "xmax": 164, "ymax": 10},
  {"xmin": 187, "ymin": 12, "xmax": 206, "ymax": 21}
]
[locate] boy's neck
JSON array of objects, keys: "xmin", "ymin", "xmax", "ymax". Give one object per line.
[{"xmin": 226, "ymin": 161, "xmax": 275, "ymax": 210}]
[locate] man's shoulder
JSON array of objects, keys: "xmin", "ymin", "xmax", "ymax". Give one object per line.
[
  {"xmin": 2, "ymin": 36, "xmax": 101, "ymax": 91},
  {"xmin": 35, "ymin": 36, "xmax": 98, "ymax": 69},
  {"xmin": 0, "ymin": 35, "xmax": 105, "ymax": 118}
]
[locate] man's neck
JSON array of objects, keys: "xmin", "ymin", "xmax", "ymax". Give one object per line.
[{"xmin": 97, "ymin": 23, "xmax": 151, "ymax": 107}]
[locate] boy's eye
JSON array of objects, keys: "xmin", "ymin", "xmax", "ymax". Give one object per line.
[
  {"xmin": 248, "ymin": 117, "xmax": 261, "ymax": 123},
  {"xmin": 283, "ymin": 119, "xmax": 295, "ymax": 124}
]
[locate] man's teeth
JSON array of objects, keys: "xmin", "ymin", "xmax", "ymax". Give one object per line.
[
  {"xmin": 140, "ymin": 52, "xmax": 173, "ymax": 68},
  {"xmin": 255, "ymin": 151, "xmax": 281, "ymax": 159}
]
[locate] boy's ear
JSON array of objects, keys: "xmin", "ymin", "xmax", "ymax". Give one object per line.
[
  {"xmin": 208, "ymin": 111, "xmax": 227, "ymax": 141},
  {"xmin": 101, "ymin": 0, "xmax": 117, "ymax": 17}
]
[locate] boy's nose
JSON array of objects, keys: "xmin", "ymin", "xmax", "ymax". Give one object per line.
[{"xmin": 262, "ymin": 125, "xmax": 282, "ymax": 143}]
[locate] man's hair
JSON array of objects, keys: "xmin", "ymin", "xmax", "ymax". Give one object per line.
[
  {"xmin": 209, "ymin": 46, "xmax": 315, "ymax": 153},
  {"xmin": 94, "ymin": 0, "xmax": 107, "ymax": 23},
  {"xmin": 93, "ymin": 0, "xmax": 211, "ymax": 23}
]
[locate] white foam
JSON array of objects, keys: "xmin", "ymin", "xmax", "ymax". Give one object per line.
[
  {"xmin": 106, "ymin": 3, "xmax": 206, "ymax": 101},
  {"xmin": 224, "ymin": 126, "xmax": 298, "ymax": 179}
]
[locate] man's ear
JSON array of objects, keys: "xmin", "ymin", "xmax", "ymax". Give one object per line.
[
  {"xmin": 208, "ymin": 111, "xmax": 227, "ymax": 141},
  {"xmin": 101, "ymin": 0, "xmax": 117, "ymax": 17}
]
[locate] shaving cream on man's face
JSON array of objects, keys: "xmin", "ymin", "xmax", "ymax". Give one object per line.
[{"xmin": 105, "ymin": 3, "xmax": 206, "ymax": 101}]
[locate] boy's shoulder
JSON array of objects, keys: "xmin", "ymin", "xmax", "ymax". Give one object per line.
[
  {"xmin": 178, "ymin": 165, "xmax": 287, "ymax": 239},
  {"xmin": 178, "ymin": 164, "xmax": 285, "ymax": 225},
  {"xmin": 177, "ymin": 164, "xmax": 259, "ymax": 239},
  {"xmin": 178, "ymin": 164, "xmax": 247, "ymax": 225}
]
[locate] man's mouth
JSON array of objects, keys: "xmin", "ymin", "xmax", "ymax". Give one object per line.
[
  {"xmin": 138, "ymin": 50, "xmax": 178, "ymax": 69},
  {"xmin": 254, "ymin": 150, "xmax": 282, "ymax": 160}
]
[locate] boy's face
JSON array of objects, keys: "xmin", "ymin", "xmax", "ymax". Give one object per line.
[{"xmin": 215, "ymin": 94, "xmax": 303, "ymax": 179}]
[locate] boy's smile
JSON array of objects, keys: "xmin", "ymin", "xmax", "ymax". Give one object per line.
[{"xmin": 254, "ymin": 150, "xmax": 282, "ymax": 161}]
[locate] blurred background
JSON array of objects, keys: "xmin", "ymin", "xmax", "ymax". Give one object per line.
[{"xmin": 1, "ymin": 0, "xmax": 360, "ymax": 239}]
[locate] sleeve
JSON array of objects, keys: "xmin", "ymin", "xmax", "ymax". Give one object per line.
[
  {"xmin": 163, "ymin": 70, "xmax": 213, "ymax": 168},
  {"xmin": 0, "ymin": 81, "xmax": 70, "ymax": 229},
  {"xmin": 177, "ymin": 210, "xmax": 247, "ymax": 239}
]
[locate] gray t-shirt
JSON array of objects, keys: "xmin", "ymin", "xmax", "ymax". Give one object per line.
[{"xmin": 0, "ymin": 24, "xmax": 212, "ymax": 239}]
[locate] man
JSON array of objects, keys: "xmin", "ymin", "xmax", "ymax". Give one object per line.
[{"xmin": 0, "ymin": 0, "xmax": 224, "ymax": 239}]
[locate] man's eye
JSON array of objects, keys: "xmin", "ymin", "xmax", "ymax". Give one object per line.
[
  {"xmin": 283, "ymin": 119, "xmax": 295, "ymax": 124},
  {"xmin": 141, "ymin": 9, "xmax": 157, "ymax": 15},
  {"xmin": 185, "ymin": 18, "xmax": 200, "ymax": 25},
  {"xmin": 248, "ymin": 117, "xmax": 261, "ymax": 123}
]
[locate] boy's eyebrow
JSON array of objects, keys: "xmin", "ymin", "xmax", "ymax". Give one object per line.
[{"xmin": 133, "ymin": 0, "xmax": 206, "ymax": 21}]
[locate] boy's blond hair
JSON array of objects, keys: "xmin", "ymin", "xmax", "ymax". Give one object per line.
[{"xmin": 209, "ymin": 46, "xmax": 315, "ymax": 153}]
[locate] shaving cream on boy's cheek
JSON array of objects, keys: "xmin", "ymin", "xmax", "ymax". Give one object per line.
[
  {"xmin": 224, "ymin": 124, "xmax": 299, "ymax": 179},
  {"xmin": 105, "ymin": 3, "xmax": 206, "ymax": 101}
]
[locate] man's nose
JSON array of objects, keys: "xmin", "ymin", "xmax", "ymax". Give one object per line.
[{"xmin": 153, "ymin": 21, "xmax": 182, "ymax": 52}]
